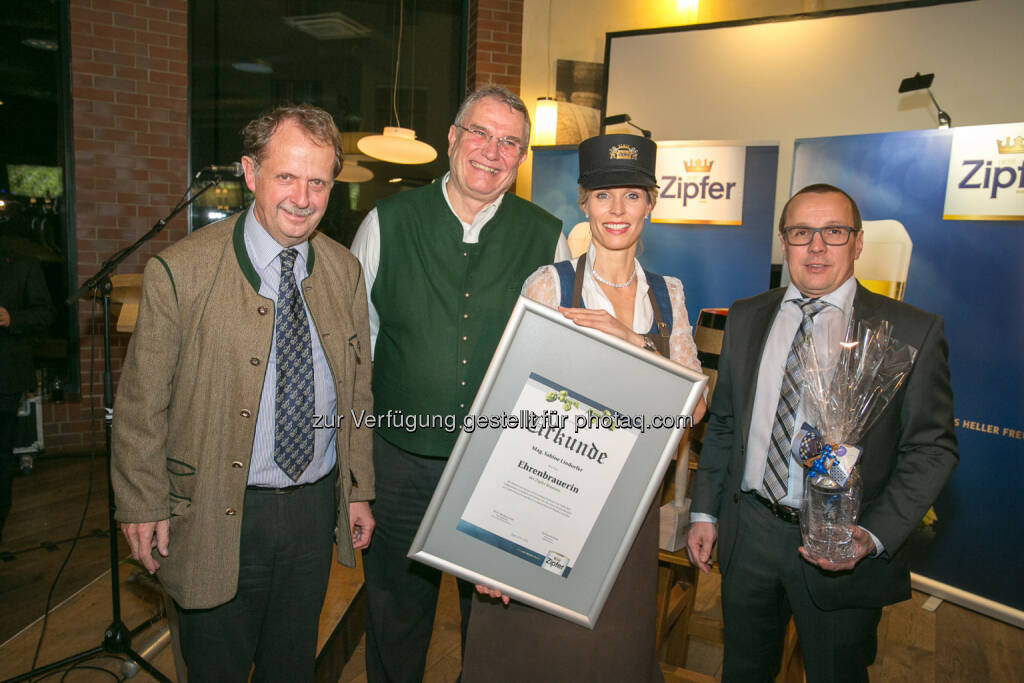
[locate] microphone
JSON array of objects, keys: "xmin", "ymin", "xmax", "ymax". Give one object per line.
[{"xmin": 200, "ymin": 162, "xmax": 244, "ymax": 177}]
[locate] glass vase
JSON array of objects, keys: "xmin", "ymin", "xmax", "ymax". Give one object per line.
[{"xmin": 800, "ymin": 467, "xmax": 862, "ymax": 562}]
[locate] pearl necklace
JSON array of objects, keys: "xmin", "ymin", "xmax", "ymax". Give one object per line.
[{"xmin": 592, "ymin": 266, "xmax": 637, "ymax": 288}]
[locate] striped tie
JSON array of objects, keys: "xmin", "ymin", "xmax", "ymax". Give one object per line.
[
  {"xmin": 274, "ymin": 248, "xmax": 314, "ymax": 481},
  {"xmin": 762, "ymin": 298, "xmax": 829, "ymax": 502}
]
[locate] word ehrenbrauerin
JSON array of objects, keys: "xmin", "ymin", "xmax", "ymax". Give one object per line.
[{"xmin": 311, "ymin": 409, "xmax": 692, "ymax": 434}]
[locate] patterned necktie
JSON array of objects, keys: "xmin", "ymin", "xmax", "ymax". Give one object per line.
[
  {"xmin": 274, "ymin": 248, "xmax": 314, "ymax": 481},
  {"xmin": 762, "ymin": 298, "xmax": 829, "ymax": 502}
]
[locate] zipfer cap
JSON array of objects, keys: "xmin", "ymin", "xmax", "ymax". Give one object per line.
[{"xmin": 577, "ymin": 133, "xmax": 657, "ymax": 189}]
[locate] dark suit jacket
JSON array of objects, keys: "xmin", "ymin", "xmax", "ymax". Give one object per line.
[
  {"xmin": 0, "ymin": 251, "xmax": 54, "ymax": 394},
  {"xmin": 691, "ymin": 282, "xmax": 958, "ymax": 610}
]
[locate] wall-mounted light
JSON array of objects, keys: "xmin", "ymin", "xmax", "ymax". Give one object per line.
[
  {"xmin": 898, "ymin": 72, "xmax": 952, "ymax": 128},
  {"xmin": 534, "ymin": 97, "xmax": 558, "ymax": 145},
  {"xmin": 603, "ymin": 114, "xmax": 652, "ymax": 138}
]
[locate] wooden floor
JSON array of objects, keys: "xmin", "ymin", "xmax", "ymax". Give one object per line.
[{"xmin": 2, "ymin": 455, "xmax": 1022, "ymax": 682}]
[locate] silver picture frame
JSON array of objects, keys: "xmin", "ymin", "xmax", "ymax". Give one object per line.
[{"xmin": 408, "ymin": 297, "xmax": 707, "ymax": 628}]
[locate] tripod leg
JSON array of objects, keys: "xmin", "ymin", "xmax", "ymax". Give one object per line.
[{"xmin": 1, "ymin": 645, "xmax": 105, "ymax": 683}]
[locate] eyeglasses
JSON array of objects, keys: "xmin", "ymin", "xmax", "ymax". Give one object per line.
[
  {"xmin": 781, "ymin": 225, "xmax": 859, "ymax": 246},
  {"xmin": 454, "ymin": 124, "xmax": 524, "ymax": 157}
]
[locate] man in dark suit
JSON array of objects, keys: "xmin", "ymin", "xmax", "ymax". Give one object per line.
[
  {"xmin": 687, "ymin": 183, "xmax": 958, "ymax": 682},
  {"xmin": 0, "ymin": 250, "xmax": 54, "ymax": 540}
]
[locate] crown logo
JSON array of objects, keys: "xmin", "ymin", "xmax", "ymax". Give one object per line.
[
  {"xmin": 996, "ymin": 136, "xmax": 1024, "ymax": 154},
  {"xmin": 608, "ymin": 144, "xmax": 638, "ymax": 161},
  {"xmin": 683, "ymin": 159, "xmax": 713, "ymax": 173}
]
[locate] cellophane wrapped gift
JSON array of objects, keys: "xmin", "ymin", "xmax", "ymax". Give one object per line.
[{"xmin": 792, "ymin": 317, "xmax": 917, "ymax": 562}]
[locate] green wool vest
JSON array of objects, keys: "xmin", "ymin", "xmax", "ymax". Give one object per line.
[{"xmin": 372, "ymin": 180, "xmax": 561, "ymax": 456}]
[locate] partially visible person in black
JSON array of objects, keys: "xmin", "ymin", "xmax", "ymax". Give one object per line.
[{"xmin": 0, "ymin": 248, "xmax": 55, "ymax": 541}]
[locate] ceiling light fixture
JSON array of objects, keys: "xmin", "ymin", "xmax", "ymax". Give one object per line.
[
  {"xmin": 283, "ymin": 12, "xmax": 371, "ymax": 40},
  {"xmin": 358, "ymin": 0, "xmax": 437, "ymax": 165},
  {"xmin": 232, "ymin": 60, "xmax": 273, "ymax": 74},
  {"xmin": 676, "ymin": 0, "xmax": 699, "ymax": 23},
  {"xmin": 23, "ymin": 38, "xmax": 58, "ymax": 51}
]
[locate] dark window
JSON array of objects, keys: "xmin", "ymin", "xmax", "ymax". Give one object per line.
[{"xmin": 189, "ymin": 0, "xmax": 466, "ymax": 246}]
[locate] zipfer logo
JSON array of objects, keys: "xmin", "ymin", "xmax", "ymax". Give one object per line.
[{"xmin": 957, "ymin": 158, "xmax": 1024, "ymax": 199}]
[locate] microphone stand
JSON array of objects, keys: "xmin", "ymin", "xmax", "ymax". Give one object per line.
[{"xmin": 4, "ymin": 176, "xmax": 221, "ymax": 683}]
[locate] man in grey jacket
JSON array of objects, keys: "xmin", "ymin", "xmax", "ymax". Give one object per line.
[{"xmin": 112, "ymin": 104, "xmax": 374, "ymax": 682}]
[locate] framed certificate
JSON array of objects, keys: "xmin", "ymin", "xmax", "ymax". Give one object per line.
[{"xmin": 408, "ymin": 297, "xmax": 707, "ymax": 628}]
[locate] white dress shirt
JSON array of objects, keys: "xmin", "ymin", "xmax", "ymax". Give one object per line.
[{"xmin": 741, "ymin": 277, "xmax": 856, "ymax": 507}]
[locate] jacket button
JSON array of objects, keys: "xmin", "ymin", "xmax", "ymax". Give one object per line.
[
  {"xmin": 250, "ymin": 357, "xmax": 260, "ymax": 366},
  {"xmin": 461, "ymin": 359, "xmax": 467, "ymax": 365},
  {"xmin": 231, "ymin": 460, "xmax": 244, "ymax": 468},
  {"xmin": 460, "ymin": 380, "xmax": 466, "ymax": 386},
  {"xmin": 225, "ymin": 508, "xmax": 237, "ymax": 516},
  {"xmin": 464, "ymin": 292, "xmax": 470, "ymax": 298},
  {"xmin": 257, "ymin": 306, "xmax": 268, "ymax": 315},
  {"xmin": 459, "ymin": 403, "xmax": 465, "ymax": 409},
  {"xmin": 240, "ymin": 409, "xmax": 251, "ymax": 418}
]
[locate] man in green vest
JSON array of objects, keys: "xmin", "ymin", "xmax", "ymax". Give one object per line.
[{"xmin": 351, "ymin": 85, "xmax": 569, "ymax": 682}]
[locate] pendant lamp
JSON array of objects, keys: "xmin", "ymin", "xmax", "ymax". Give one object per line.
[
  {"xmin": 357, "ymin": 126, "xmax": 436, "ymax": 164},
  {"xmin": 337, "ymin": 132, "xmax": 376, "ymax": 183},
  {"xmin": 357, "ymin": 0, "xmax": 437, "ymax": 164},
  {"xmin": 336, "ymin": 160, "xmax": 374, "ymax": 183}
]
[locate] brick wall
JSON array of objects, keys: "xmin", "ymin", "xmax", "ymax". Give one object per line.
[
  {"xmin": 43, "ymin": 0, "xmax": 189, "ymax": 453},
  {"xmin": 468, "ymin": 0, "xmax": 524, "ymax": 92}
]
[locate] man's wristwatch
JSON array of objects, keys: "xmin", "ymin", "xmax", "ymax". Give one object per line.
[{"xmin": 641, "ymin": 334, "xmax": 658, "ymax": 352}]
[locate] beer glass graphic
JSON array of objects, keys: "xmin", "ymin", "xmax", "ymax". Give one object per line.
[{"xmin": 856, "ymin": 219, "xmax": 912, "ymax": 301}]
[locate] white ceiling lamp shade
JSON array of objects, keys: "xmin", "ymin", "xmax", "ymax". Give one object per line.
[
  {"xmin": 336, "ymin": 159, "xmax": 374, "ymax": 183},
  {"xmin": 357, "ymin": 126, "xmax": 437, "ymax": 165},
  {"xmin": 338, "ymin": 132, "xmax": 376, "ymax": 181}
]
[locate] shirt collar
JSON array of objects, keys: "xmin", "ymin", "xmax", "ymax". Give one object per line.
[
  {"xmin": 440, "ymin": 171, "xmax": 505, "ymax": 227},
  {"xmin": 243, "ymin": 203, "xmax": 310, "ymax": 271},
  {"xmin": 783, "ymin": 275, "xmax": 857, "ymax": 314}
]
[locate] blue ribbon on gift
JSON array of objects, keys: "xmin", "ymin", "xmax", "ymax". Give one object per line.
[{"xmin": 792, "ymin": 422, "xmax": 859, "ymax": 486}]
